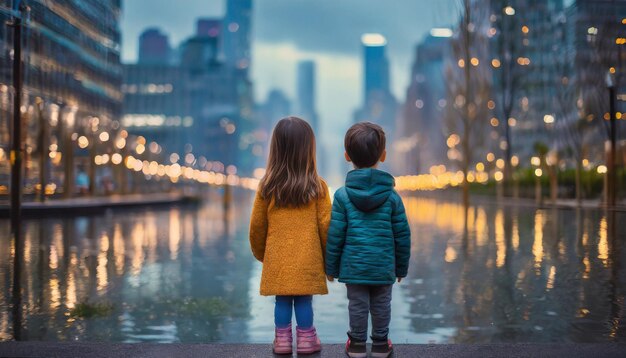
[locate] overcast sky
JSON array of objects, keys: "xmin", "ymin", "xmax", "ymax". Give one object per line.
[{"xmin": 121, "ymin": 0, "xmax": 460, "ymax": 180}]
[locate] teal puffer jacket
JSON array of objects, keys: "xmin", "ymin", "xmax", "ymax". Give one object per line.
[{"xmin": 325, "ymin": 168, "xmax": 411, "ymax": 285}]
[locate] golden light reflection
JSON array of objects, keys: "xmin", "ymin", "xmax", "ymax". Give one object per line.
[
  {"xmin": 49, "ymin": 245, "xmax": 59, "ymax": 270},
  {"xmin": 597, "ymin": 217, "xmax": 608, "ymax": 267},
  {"xmin": 533, "ymin": 211, "xmax": 544, "ymax": 272},
  {"xmin": 475, "ymin": 208, "xmax": 488, "ymax": 246},
  {"xmin": 467, "ymin": 207, "xmax": 476, "ymax": 233},
  {"xmin": 97, "ymin": 233, "xmax": 109, "ymax": 293},
  {"xmin": 403, "ymin": 197, "xmax": 467, "ymax": 234},
  {"xmin": 145, "ymin": 214, "xmax": 158, "ymax": 264},
  {"xmin": 169, "ymin": 210, "xmax": 181, "ymax": 260},
  {"xmin": 113, "ymin": 224, "xmax": 125, "ymax": 275},
  {"xmin": 53, "ymin": 223, "xmax": 64, "ymax": 262},
  {"xmin": 131, "ymin": 222, "xmax": 145, "ymax": 276},
  {"xmin": 23, "ymin": 230, "xmax": 32, "ymax": 264},
  {"xmin": 582, "ymin": 255, "xmax": 590, "ymax": 279},
  {"xmin": 49, "ymin": 277, "xmax": 61, "ymax": 311},
  {"xmin": 66, "ymin": 252, "xmax": 77, "ymax": 310},
  {"xmin": 512, "ymin": 216, "xmax": 520, "ymax": 250},
  {"xmin": 495, "ymin": 210, "xmax": 505, "ymax": 267},
  {"xmin": 546, "ymin": 266, "xmax": 556, "ymax": 290},
  {"xmin": 444, "ymin": 245, "xmax": 458, "ymax": 263}
]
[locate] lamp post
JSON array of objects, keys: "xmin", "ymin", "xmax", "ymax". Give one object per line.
[
  {"xmin": 606, "ymin": 71, "xmax": 616, "ymax": 208},
  {"xmin": 8, "ymin": 0, "xmax": 27, "ymax": 341},
  {"xmin": 9, "ymin": 0, "xmax": 25, "ymax": 234}
]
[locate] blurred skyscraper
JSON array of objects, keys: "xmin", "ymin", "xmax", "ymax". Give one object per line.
[
  {"xmin": 296, "ymin": 60, "xmax": 318, "ymax": 133},
  {"xmin": 397, "ymin": 31, "xmax": 451, "ymax": 175},
  {"xmin": 138, "ymin": 28, "xmax": 171, "ymax": 65},
  {"xmin": 195, "ymin": 19, "xmax": 223, "ymax": 59},
  {"xmin": 354, "ymin": 34, "xmax": 397, "ymax": 171},
  {"xmin": 261, "ymin": 89, "xmax": 291, "ymax": 130},
  {"xmin": 0, "ymin": 0, "xmax": 122, "ymax": 194},
  {"xmin": 224, "ymin": 0, "xmax": 253, "ymax": 73},
  {"xmin": 362, "ymin": 34, "xmax": 391, "ymax": 102},
  {"xmin": 487, "ymin": 0, "xmax": 566, "ymax": 164},
  {"xmin": 123, "ymin": 2, "xmax": 258, "ymax": 174},
  {"xmin": 567, "ymin": 0, "xmax": 626, "ymax": 125},
  {"xmin": 196, "ymin": 18, "xmax": 222, "ymax": 38}
]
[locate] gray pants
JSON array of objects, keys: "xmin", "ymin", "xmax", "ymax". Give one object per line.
[{"xmin": 346, "ymin": 284, "xmax": 393, "ymax": 342}]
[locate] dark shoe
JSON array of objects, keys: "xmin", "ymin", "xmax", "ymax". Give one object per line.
[
  {"xmin": 371, "ymin": 339, "xmax": 393, "ymax": 358},
  {"xmin": 345, "ymin": 338, "xmax": 367, "ymax": 358}
]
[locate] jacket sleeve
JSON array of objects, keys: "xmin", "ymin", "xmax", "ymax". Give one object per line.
[
  {"xmin": 249, "ymin": 190, "xmax": 268, "ymax": 262},
  {"xmin": 317, "ymin": 181, "xmax": 332, "ymax": 258},
  {"xmin": 325, "ymin": 191, "xmax": 347, "ymax": 277},
  {"xmin": 391, "ymin": 193, "xmax": 411, "ymax": 277}
]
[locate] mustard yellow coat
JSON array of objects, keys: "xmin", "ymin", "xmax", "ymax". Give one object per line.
[{"xmin": 249, "ymin": 180, "xmax": 331, "ymax": 296}]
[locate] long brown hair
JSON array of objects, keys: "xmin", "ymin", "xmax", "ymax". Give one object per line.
[{"xmin": 259, "ymin": 116, "xmax": 323, "ymax": 207}]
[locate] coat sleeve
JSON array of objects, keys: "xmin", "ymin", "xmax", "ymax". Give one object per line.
[
  {"xmin": 391, "ymin": 193, "xmax": 411, "ymax": 277},
  {"xmin": 249, "ymin": 190, "xmax": 268, "ymax": 262},
  {"xmin": 325, "ymin": 191, "xmax": 347, "ymax": 277},
  {"xmin": 317, "ymin": 181, "xmax": 332, "ymax": 258}
]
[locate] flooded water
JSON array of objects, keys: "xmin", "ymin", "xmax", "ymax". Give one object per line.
[{"xmin": 1, "ymin": 191, "xmax": 625, "ymax": 343}]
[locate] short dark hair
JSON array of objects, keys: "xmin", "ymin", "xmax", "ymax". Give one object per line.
[{"xmin": 344, "ymin": 122, "xmax": 386, "ymax": 168}]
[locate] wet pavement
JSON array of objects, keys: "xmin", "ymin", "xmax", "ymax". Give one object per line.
[
  {"xmin": 0, "ymin": 190, "xmax": 625, "ymax": 343},
  {"xmin": 1, "ymin": 342, "xmax": 626, "ymax": 357}
]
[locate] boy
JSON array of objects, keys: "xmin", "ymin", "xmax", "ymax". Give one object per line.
[{"xmin": 326, "ymin": 122, "xmax": 411, "ymax": 358}]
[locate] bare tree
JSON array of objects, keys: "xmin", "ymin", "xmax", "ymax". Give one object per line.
[
  {"xmin": 490, "ymin": 0, "xmax": 527, "ymax": 196},
  {"xmin": 550, "ymin": 10, "xmax": 586, "ymax": 203},
  {"xmin": 552, "ymin": 2, "xmax": 624, "ymax": 203},
  {"xmin": 444, "ymin": 0, "xmax": 492, "ymax": 207}
]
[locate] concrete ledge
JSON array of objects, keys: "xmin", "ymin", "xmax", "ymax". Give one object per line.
[
  {"xmin": 0, "ymin": 193, "xmax": 199, "ymax": 218},
  {"xmin": 1, "ymin": 342, "xmax": 626, "ymax": 358}
]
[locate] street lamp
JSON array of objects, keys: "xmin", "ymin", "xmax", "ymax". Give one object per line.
[
  {"xmin": 606, "ymin": 70, "xmax": 616, "ymax": 207},
  {"xmin": 9, "ymin": 0, "xmax": 27, "ymax": 236},
  {"xmin": 8, "ymin": 0, "xmax": 27, "ymax": 342}
]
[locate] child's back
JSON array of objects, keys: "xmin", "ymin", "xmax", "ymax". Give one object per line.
[
  {"xmin": 326, "ymin": 168, "xmax": 410, "ymax": 285},
  {"xmin": 249, "ymin": 116, "xmax": 330, "ymax": 355},
  {"xmin": 325, "ymin": 122, "xmax": 410, "ymax": 358},
  {"xmin": 250, "ymin": 181, "xmax": 330, "ymax": 296}
]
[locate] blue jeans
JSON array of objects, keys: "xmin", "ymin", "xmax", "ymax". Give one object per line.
[{"xmin": 275, "ymin": 295, "xmax": 314, "ymax": 329}]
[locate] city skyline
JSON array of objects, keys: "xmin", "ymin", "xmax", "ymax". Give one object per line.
[
  {"xmin": 1, "ymin": 0, "xmax": 625, "ymax": 349},
  {"xmin": 121, "ymin": 0, "xmax": 459, "ymax": 177}
]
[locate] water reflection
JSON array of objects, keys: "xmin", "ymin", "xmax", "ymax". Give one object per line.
[{"xmin": 0, "ymin": 193, "xmax": 624, "ymax": 343}]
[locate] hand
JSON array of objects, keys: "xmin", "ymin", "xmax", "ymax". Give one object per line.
[
  {"xmin": 397, "ymin": 277, "xmax": 403, "ymax": 283},
  {"xmin": 327, "ymin": 275, "xmax": 335, "ymax": 282}
]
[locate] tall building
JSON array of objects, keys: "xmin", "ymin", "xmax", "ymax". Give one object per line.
[
  {"xmin": 196, "ymin": 18, "xmax": 223, "ymax": 59},
  {"xmin": 486, "ymin": 0, "xmax": 625, "ymax": 165},
  {"xmin": 398, "ymin": 32, "xmax": 451, "ymax": 175},
  {"xmin": 487, "ymin": 0, "xmax": 567, "ymax": 163},
  {"xmin": 196, "ymin": 18, "xmax": 222, "ymax": 38},
  {"xmin": 567, "ymin": 0, "xmax": 626, "ymax": 155},
  {"xmin": 0, "ymin": 0, "xmax": 122, "ymax": 193},
  {"xmin": 362, "ymin": 33, "xmax": 391, "ymax": 103},
  {"xmin": 354, "ymin": 33, "xmax": 397, "ymax": 171},
  {"xmin": 224, "ymin": 0, "xmax": 253, "ymax": 73},
  {"xmin": 180, "ymin": 33, "xmax": 220, "ymax": 69},
  {"xmin": 124, "ymin": 14, "xmax": 257, "ymax": 174},
  {"xmin": 138, "ymin": 28, "xmax": 171, "ymax": 65},
  {"xmin": 296, "ymin": 60, "xmax": 318, "ymax": 132},
  {"xmin": 261, "ymin": 89, "xmax": 291, "ymax": 129}
]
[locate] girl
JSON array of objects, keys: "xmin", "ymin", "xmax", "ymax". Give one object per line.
[{"xmin": 249, "ymin": 117, "xmax": 331, "ymax": 355}]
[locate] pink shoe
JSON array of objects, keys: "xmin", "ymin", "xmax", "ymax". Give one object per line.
[
  {"xmin": 296, "ymin": 326, "xmax": 321, "ymax": 354},
  {"xmin": 273, "ymin": 324, "xmax": 293, "ymax": 355}
]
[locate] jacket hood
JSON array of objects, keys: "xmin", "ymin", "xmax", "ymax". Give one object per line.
[{"xmin": 345, "ymin": 168, "xmax": 395, "ymax": 212}]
